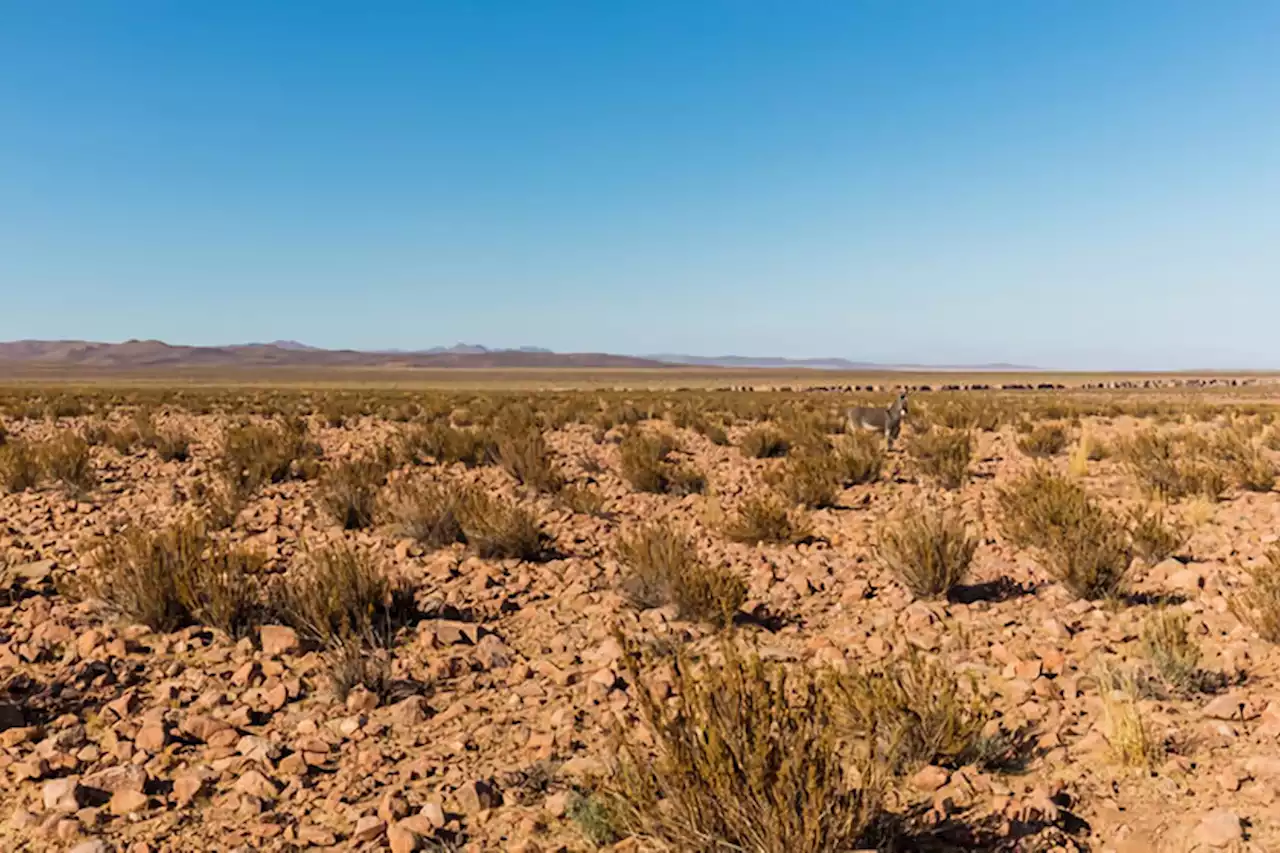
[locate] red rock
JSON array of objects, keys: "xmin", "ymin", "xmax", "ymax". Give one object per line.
[
  {"xmin": 233, "ymin": 769, "xmax": 280, "ymax": 800},
  {"xmin": 173, "ymin": 775, "xmax": 205, "ymax": 806},
  {"xmin": 135, "ymin": 724, "xmax": 167, "ymax": 753},
  {"xmin": 259, "ymin": 625, "xmax": 299, "ymax": 656},
  {"xmin": 353, "ymin": 815, "xmax": 387, "ymax": 842},
  {"xmin": 911, "ymin": 765, "xmax": 950, "ymax": 793},
  {"xmin": 388, "ymin": 823, "xmax": 421, "ymax": 853},
  {"xmin": 110, "ymin": 789, "xmax": 150, "ymax": 816},
  {"xmin": 1192, "ymin": 810, "xmax": 1242, "ymax": 847},
  {"xmin": 43, "ymin": 777, "xmax": 86, "ymax": 813}
]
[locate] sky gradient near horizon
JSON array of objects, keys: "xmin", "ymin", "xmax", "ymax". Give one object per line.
[{"xmin": 2, "ymin": 2, "xmax": 1279, "ymax": 369}]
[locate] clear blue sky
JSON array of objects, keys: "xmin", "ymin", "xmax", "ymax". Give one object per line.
[{"xmin": 2, "ymin": 1, "xmax": 1278, "ymax": 369}]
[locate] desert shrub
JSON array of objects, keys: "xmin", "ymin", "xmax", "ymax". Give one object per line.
[
  {"xmin": 1016, "ymin": 423, "xmax": 1068, "ymax": 458},
  {"xmin": 618, "ymin": 432, "xmax": 705, "ymax": 495},
  {"xmin": 318, "ymin": 458, "xmax": 385, "ymax": 529},
  {"xmin": 1230, "ymin": 549, "xmax": 1280, "ymax": 642},
  {"xmin": 1213, "ymin": 430, "xmax": 1276, "ymax": 492},
  {"xmin": 1127, "ymin": 505, "xmax": 1187, "ymax": 563},
  {"xmin": 739, "ymin": 426, "xmax": 790, "ymax": 459},
  {"xmin": 324, "ymin": 638, "xmax": 393, "ymax": 702},
  {"xmin": 105, "ymin": 426, "xmax": 139, "ymax": 455},
  {"xmin": 1118, "ymin": 430, "xmax": 1226, "ymax": 501},
  {"xmin": 399, "ymin": 422, "xmax": 497, "ymax": 467},
  {"xmin": 458, "ymin": 490, "xmax": 549, "ymax": 561},
  {"xmin": 279, "ymin": 544, "xmax": 412, "ymax": 646},
  {"xmin": 832, "ymin": 432, "xmax": 884, "ymax": 485},
  {"xmin": 998, "ymin": 468, "xmax": 1133, "ymax": 599},
  {"xmin": 222, "ymin": 419, "xmax": 318, "ymax": 497},
  {"xmin": 773, "ymin": 451, "xmax": 841, "ymax": 509},
  {"xmin": 559, "ymin": 483, "xmax": 608, "ymax": 516},
  {"xmin": 827, "ymin": 647, "xmax": 992, "ymax": 772},
  {"xmin": 496, "ymin": 421, "xmax": 563, "ymax": 493},
  {"xmin": 617, "ymin": 523, "xmax": 745, "ymax": 626},
  {"xmin": 931, "ymin": 398, "xmax": 1003, "ymax": 431},
  {"xmin": 906, "ymin": 427, "xmax": 972, "ymax": 490},
  {"xmin": 153, "ymin": 429, "xmax": 192, "ymax": 462},
  {"xmin": 381, "ymin": 478, "xmax": 468, "ymax": 548},
  {"xmin": 0, "ymin": 440, "xmax": 39, "ymax": 493},
  {"xmin": 1099, "ymin": 675, "xmax": 1160, "ymax": 768},
  {"xmin": 723, "ymin": 490, "xmax": 810, "ymax": 545},
  {"xmin": 1140, "ymin": 609, "xmax": 1202, "ymax": 693},
  {"xmin": 38, "ymin": 432, "xmax": 95, "ymax": 494},
  {"xmin": 80, "ymin": 519, "xmax": 264, "ymax": 636},
  {"xmin": 604, "ymin": 638, "xmax": 885, "ymax": 853},
  {"xmin": 878, "ymin": 506, "xmax": 976, "ymax": 599}
]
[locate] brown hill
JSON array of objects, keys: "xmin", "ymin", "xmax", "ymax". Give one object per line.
[{"xmin": 0, "ymin": 340, "xmax": 670, "ymax": 370}]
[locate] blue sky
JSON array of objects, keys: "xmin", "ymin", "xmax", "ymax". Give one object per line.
[{"xmin": 2, "ymin": 1, "xmax": 1278, "ymax": 369}]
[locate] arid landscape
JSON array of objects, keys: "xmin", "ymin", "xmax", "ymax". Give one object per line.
[{"xmin": 3, "ymin": 375, "xmax": 1280, "ymax": 853}]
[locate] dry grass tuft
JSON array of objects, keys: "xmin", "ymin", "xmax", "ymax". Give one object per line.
[
  {"xmin": 381, "ymin": 478, "xmax": 469, "ymax": 549},
  {"xmin": 1230, "ymin": 549, "xmax": 1280, "ymax": 642},
  {"xmin": 79, "ymin": 518, "xmax": 264, "ymax": 636},
  {"xmin": 827, "ymin": 647, "xmax": 993, "ymax": 772},
  {"xmin": 559, "ymin": 483, "xmax": 609, "ymax": 516},
  {"xmin": 318, "ymin": 458, "xmax": 386, "ymax": 529},
  {"xmin": 1118, "ymin": 430, "xmax": 1227, "ymax": 501},
  {"xmin": 1127, "ymin": 504, "xmax": 1187, "ymax": 563},
  {"xmin": 833, "ymin": 432, "xmax": 884, "ymax": 485},
  {"xmin": 739, "ymin": 426, "xmax": 791, "ymax": 459},
  {"xmin": 603, "ymin": 637, "xmax": 885, "ymax": 853},
  {"xmin": 458, "ymin": 489, "xmax": 550, "ymax": 561},
  {"xmin": 400, "ymin": 422, "xmax": 498, "ymax": 467},
  {"xmin": 0, "ymin": 439, "xmax": 39, "ymax": 493},
  {"xmin": 723, "ymin": 490, "xmax": 811, "ymax": 545},
  {"xmin": 1140, "ymin": 608, "xmax": 1202, "ymax": 693},
  {"xmin": 38, "ymin": 431, "xmax": 96, "ymax": 494},
  {"xmin": 1099, "ymin": 678, "xmax": 1161, "ymax": 768},
  {"xmin": 906, "ymin": 427, "xmax": 972, "ymax": 490},
  {"xmin": 221, "ymin": 419, "xmax": 318, "ymax": 498},
  {"xmin": 998, "ymin": 468, "xmax": 1133, "ymax": 599},
  {"xmin": 1017, "ymin": 424, "xmax": 1069, "ymax": 458},
  {"xmin": 618, "ymin": 432, "xmax": 705, "ymax": 495},
  {"xmin": 279, "ymin": 544, "xmax": 412, "ymax": 646},
  {"xmin": 496, "ymin": 418, "xmax": 563, "ymax": 493},
  {"xmin": 324, "ymin": 638, "xmax": 394, "ymax": 703},
  {"xmin": 1213, "ymin": 429, "xmax": 1276, "ymax": 492},
  {"xmin": 773, "ymin": 451, "xmax": 841, "ymax": 509},
  {"xmin": 617, "ymin": 523, "xmax": 745, "ymax": 626},
  {"xmin": 877, "ymin": 506, "xmax": 976, "ymax": 599}
]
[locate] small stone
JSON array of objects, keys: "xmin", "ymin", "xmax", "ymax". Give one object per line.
[
  {"xmin": 390, "ymin": 696, "xmax": 428, "ymax": 726},
  {"xmin": 135, "ymin": 725, "xmax": 167, "ymax": 753},
  {"xmin": 259, "ymin": 625, "xmax": 299, "ymax": 656},
  {"xmin": 421, "ymin": 801, "xmax": 446, "ymax": 828},
  {"xmin": 911, "ymin": 765, "xmax": 950, "ymax": 793},
  {"xmin": 456, "ymin": 779, "xmax": 501, "ymax": 813},
  {"xmin": 173, "ymin": 775, "xmax": 205, "ymax": 806},
  {"xmin": 110, "ymin": 789, "xmax": 150, "ymax": 816},
  {"xmin": 234, "ymin": 769, "xmax": 280, "ymax": 800},
  {"xmin": 43, "ymin": 777, "xmax": 85, "ymax": 813},
  {"xmin": 544, "ymin": 792, "xmax": 569, "ymax": 818},
  {"xmin": 69, "ymin": 841, "xmax": 110, "ymax": 853},
  {"xmin": 353, "ymin": 815, "xmax": 386, "ymax": 842},
  {"xmin": 388, "ymin": 823, "xmax": 421, "ymax": 853},
  {"xmin": 1204, "ymin": 694, "xmax": 1259, "ymax": 721},
  {"xmin": 1192, "ymin": 810, "xmax": 1243, "ymax": 847}
]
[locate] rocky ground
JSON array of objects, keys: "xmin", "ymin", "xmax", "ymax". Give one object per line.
[{"xmin": 3, "ymin": 391, "xmax": 1280, "ymax": 853}]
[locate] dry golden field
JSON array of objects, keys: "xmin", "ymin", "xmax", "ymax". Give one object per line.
[{"xmin": 4, "ymin": 376, "xmax": 1280, "ymax": 852}]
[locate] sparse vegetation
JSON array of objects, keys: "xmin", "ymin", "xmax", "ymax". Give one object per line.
[
  {"xmin": 1128, "ymin": 504, "xmax": 1187, "ymax": 563},
  {"xmin": 1230, "ymin": 549, "xmax": 1280, "ymax": 642},
  {"xmin": 739, "ymin": 426, "xmax": 790, "ymax": 458},
  {"xmin": 906, "ymin": 427, "xmax": 972, "ymax": 489},
  {"xmin": 1017, "ymin": 423, "xmax": 1069, "ymax": 458},
  {"xmin": 79, "ymin": 518, "xmax": 264, "ymax": 636},
  {"xmin": 0, "ymin": 439, "xmax": 39, "ymax": 493},
  {"xmin": 1140, "ymin": 608, "xmax": 1202, "ymax": 693},
  {"xmin": 38, "ymin": 431, "xmax": 96, "ymax": 494},
  {"xmin": 1118, "ymin": 429, "xmax": 1228, "ymax": 501},
  {"xmin": 604, "ymin": 637, "xmax": 885, "ymax": 853},
  {"xmin": 381, "ymin": 478, "xmax": 469, "ymax": 548},
  {"xmin": 279, "ymin": 544, "xmax": 412, "ymax": 646},
  {"xmin": 221, "ymin": 418, "xmax": 318, "ymax": 498},
  {"xmin": 999, "ymin": 468, "xmax": 1133, "ymax": 599},
  {"xmin": 827, "ymin": 647, "xmax": 993, "ymax": 772},
  {"xmin": 723, "ymin": 490, "xmax": 810, "ymax": 544},
  {"xmin": 459, "ymin": 489, "xmax": 550, "ymax": 561},
  {"xmin": 877, "ymin": 506, "xmax": 976, "ymax": 599},
  {"xmin": 318, "ymin": 457, "xmax": 386, "ymax": 529},
  {"xmin": 618, "ymin": 431, "xmax": 705, "ymax": 495},
  {"xmin": 617, "ymin": 523, "xmax": 745, "ymax": 626}
]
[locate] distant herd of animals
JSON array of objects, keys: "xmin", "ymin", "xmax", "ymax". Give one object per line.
[{"xmin": 707, "ymin": 377, "xmax": 1263, "ymax": 394}]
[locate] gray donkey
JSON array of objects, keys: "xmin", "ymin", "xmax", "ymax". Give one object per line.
[{"xmin": 846, "ymin": 390, "xmax": 909, "ymax": 449}]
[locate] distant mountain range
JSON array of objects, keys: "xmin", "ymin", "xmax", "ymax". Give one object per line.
[
  {"xmin": 0, "ymin": 339, "xmax": 1038, "ymax": 371},
  {"xmin": 0, "ymin": 340, "xmax": 663, "ymax": 369}
]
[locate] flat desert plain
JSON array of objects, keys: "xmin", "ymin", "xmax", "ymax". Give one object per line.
[{"xmin": 3, "ymin": 377, "xmax": 1280, "ymax": 853}]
